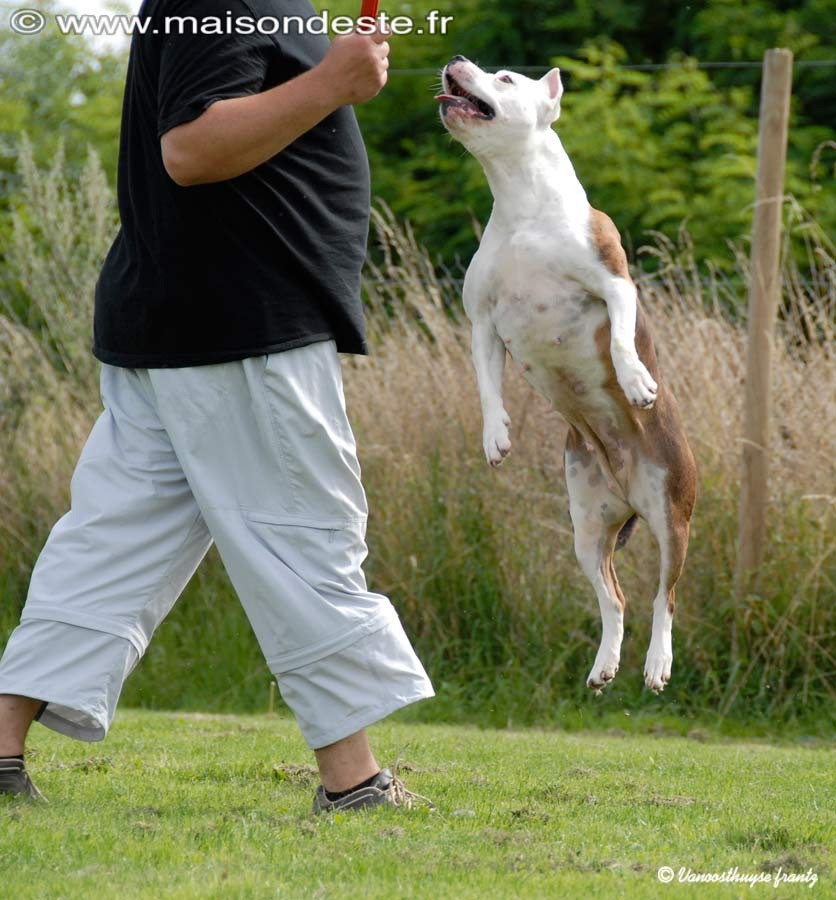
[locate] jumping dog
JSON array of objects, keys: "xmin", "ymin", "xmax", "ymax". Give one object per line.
[{"xmin": 437, "ymin": 56, "xmax": 697, "ymax": 692}]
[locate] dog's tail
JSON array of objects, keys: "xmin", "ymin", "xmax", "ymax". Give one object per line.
[{"xmin": 616, "ymin": 514, "xmax": 639, "ymax": 550}]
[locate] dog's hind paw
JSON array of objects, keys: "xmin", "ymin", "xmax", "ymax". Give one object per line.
[
  {"xmin": 644, "ymin": 651, "xmax": 672, "ymax": 693},
  {"xmin": 587, "ymin": 658, "xmax": 619, "ymax": 692}
]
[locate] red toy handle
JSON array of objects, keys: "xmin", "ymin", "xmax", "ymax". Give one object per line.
[{"xmin": 360, "ymin": 0, "xmax": 380, "ymax": 18}]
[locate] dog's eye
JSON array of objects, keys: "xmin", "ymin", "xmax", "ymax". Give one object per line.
[{"xmin": 498, "ymin": 74, "xmax": 514, "ymax": 84}]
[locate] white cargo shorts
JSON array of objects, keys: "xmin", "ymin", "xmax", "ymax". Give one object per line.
[{"xmin": 0, "ymin": 340, "xmax": 433, "ymax": 748}]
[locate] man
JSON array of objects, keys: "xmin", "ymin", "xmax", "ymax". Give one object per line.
[{"xmin": 0, "ymin": 0, "xmax": 435, "ymax": 813}]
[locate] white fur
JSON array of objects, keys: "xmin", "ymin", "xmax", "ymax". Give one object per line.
[
  {"xmin": 440, "ymin": 62, "xmax": 657, "ymax": 471},
  {"xmin": 441, "ymin": 58, "xmax": 675, "ymax": 692}
]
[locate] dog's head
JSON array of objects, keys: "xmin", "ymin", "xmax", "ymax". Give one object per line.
[{"xmin": 436, "ymin": 56, "xmax": 563, "ymax": 156}]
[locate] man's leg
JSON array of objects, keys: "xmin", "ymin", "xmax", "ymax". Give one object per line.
[
  {"xmin": 148, "ymin": 342, "xmax": 434, "ymax": 803},
  {"xmin": 0, "ymin": 696, "xmax": 41, "ymax": 757},
  {"xmin": 315, "ymin": 729, "xmax": 379, "ymax": 793},
  {"xmin": 0, "ymin": 696, "xmax": 44, "ymax": 799},
  {"xmin": 0, "ymin": 365, "xmax": 212, "ymax": 781}
]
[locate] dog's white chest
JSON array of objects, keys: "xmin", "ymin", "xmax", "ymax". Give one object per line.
[{"xmin": 477, "ymin": 234, "xmax": 611, "ymax": 400}]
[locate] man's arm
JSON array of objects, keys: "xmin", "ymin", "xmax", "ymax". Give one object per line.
[{"xmin": 161, "ymin": 30, "xmax": 390, "ymax": 187}]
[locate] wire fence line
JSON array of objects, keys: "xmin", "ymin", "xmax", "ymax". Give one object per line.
[
  {"xmin": 391, "ymin": 60, "xmax": 836, "ymax": 76},
  {"xmin": 0, "ymin": 9, "xmax": 833, "ymax": 74}
]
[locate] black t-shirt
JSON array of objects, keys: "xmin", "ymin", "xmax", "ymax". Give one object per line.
[{"xmin": 94, "ymin": 0, "xmax": 372, "ymax": 368}]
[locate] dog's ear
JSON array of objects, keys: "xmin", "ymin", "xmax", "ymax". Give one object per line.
[{"xmin": 539, "ymin": 68, "xmax": 563, "ymax": 125}]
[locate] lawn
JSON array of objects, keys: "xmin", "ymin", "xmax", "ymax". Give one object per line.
[{"xmin": 2, "ymin": 710, "xmax": 832, "ymax": 899}]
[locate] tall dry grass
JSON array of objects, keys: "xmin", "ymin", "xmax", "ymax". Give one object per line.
[
  {"xmin": 0, "ymin": 140, "xmax": 113, "ymax": 580},
  {"xmin": 1, "ymin": 149, "xmax": 833, "ymax": 729},
  {"xmin": 346, "ymin": 204, "xmax": 834, "ymax": 726}
]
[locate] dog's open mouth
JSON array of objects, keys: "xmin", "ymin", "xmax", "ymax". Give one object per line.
[{"xmin": 436, "ymin": 72, "xmax": 495, "ymax": 121}]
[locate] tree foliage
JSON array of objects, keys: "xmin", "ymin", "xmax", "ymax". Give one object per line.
[
  {"xmin": 352, "ymin": 0, "xmax": 835, "ymax": 269},
  {"xmin": 0, "ymin": 0, "xmax": 833, "ymax": 273},
  {"xmin": 0, "ymin": 1, "xmax": 126, "ymax": 199}
]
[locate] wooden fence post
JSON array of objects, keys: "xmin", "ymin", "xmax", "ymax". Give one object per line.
[{"xmin": 736, "ymin": 48, "xmax": 793, "ymax": 594}]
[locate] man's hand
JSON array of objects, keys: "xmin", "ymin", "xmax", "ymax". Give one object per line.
[
  {"xmin": 161, "ymin": 29, "xmax": 390, "ymax": 188},
  {"xmin": 317, "ymin": 30, "xmax": 391, "ymax": 106}
]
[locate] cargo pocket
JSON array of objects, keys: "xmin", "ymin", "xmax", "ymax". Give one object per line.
[
  {"xmin": 245, "ymin": 511, "xmax": 370, "ymax": 593},
  {"xmin": 259, "ymin": 346, "xmax": 368, "ymax": 522},
  {"xmin": 234, "ymin": 510, "xmax": 388, "ymax": 675}
]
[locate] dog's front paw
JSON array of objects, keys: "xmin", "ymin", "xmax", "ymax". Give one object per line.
[
  {"xmin": 616, "ymin": 358, "xmax": 657, "ymax": 410},
  {"xmin": 483, "ymin": 415, "xmax": 511, "ymax": 467}
]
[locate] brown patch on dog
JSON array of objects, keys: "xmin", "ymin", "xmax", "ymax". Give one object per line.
[
  {"xmin": 608, "ymin": 551, "xmax": 628, "ymax": 612},
  {"xmin": 566, "ymin": 427, "xmax": 633, "ymax": 616},
  {"xmin": 600, "ymin": 514, "xmax": 632, "ymax": 614},
  {"xmin": 603, "ymin": 311, "xmax": 697, "ymax": 527},
  {"xmin": 589, "ymin": 208, "xmax": 631, "ymax": 281},
  {"xmin": 592, "ymin": 306, "xmax": 697, "ymax": 597},
  {"xmin": 649, "ymin": 400, "xmax": 698, "ymax": 533},
  {"xmin": 664, "ymin": 521, "xmax": 691, "ymax": 618},
  {"xmin": 594, "ymin": 299, "xmax": 660, "ymax": 382},
  {"xmin": 562, "ymin": 277, "xmax": 696, "ymax": 685}
]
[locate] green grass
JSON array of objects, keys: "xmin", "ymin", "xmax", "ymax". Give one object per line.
[{"xmin": 3, "ymin": 710, "xmax": 832, "ymax": 899}]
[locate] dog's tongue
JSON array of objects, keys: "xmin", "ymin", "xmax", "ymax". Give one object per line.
[{"xmin": 435, "ymin": 93, "xmax": 458, "ymax": 102}]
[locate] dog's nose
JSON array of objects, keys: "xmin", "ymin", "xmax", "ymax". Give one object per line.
[{"xmin": 450, "ymin": 54, "xmax": 468, "ymax": 64}]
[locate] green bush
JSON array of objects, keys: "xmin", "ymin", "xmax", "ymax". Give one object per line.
[{"xmin": 1, "ymin": 1, "xmax": 834, "ymax": 274}]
